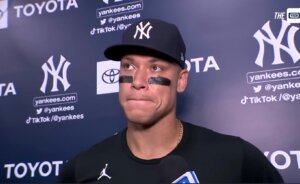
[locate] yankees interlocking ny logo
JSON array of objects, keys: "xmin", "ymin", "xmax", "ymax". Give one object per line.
[
  {"xmin": 40, "ymin": 55, "xmax": 71, "ymax": 93},
  {"xmin": 133, "ymin": 21, "xmax": 153, "ymax": 39},
  {"xmin": 253, "ymin": 20, "xmax": 300, "ymax": 67}
]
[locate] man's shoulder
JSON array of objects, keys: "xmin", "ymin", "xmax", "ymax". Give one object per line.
[
  {"xmin": 183, "ymin": 121, "xmax": 270, "ymax": 160},
  {"xmin": 181, "ymin": 122, "xmax": 284, "ymax": 183},
  {"xmin": 58, "ymin": 130, "xmax": 127, "ymax": 182},
  {"xmin": 73, "ymin": 130, "xmax": 125, "ymax": 162},
  {"xmin": 184, "ymin": 122, "xmax": 240, "ymax": 140},
  {"xmin": 183, "ymin": 122, "xmax": 252, "ymax": 151},
  {"xmin": 183, "ymin": 122, "xmax": 264, "ymax": 162}
]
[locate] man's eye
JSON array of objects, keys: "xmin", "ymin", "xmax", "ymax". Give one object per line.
[
  {"xmin": 123, "ymin": 63, "xmax": 134, "ymax": 70},
  {"xmin": 152, "ymin": 65, "xmax": 162, "ymax": 72}
]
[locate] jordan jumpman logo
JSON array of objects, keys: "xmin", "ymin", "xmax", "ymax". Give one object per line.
[{"xmin": 97, "ymin": 163, "xmax": 112, "ymax": 181}]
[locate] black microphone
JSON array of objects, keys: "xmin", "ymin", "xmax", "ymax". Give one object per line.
[{"xmin": 158, "ymin": 155, "xmax": 199, "ymax": 183}]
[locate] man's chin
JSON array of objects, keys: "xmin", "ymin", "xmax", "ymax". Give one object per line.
[{"xmin": 126, "ymin": 116, "xmax": 157, "ymax": 129}]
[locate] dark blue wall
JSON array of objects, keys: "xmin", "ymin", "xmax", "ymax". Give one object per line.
[{"xmin": 1, "ymin": 0, "xmax": 299, "ymax": 182}]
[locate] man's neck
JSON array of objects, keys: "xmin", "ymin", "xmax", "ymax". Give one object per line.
[{"xmin": 126, "ymin": 118, "xmax": 182, "ymax": 160}]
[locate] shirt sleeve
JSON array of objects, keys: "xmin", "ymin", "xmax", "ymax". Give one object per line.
[{"xmin": 239, "ymin": 138, "xmax": 284, "ymax": 183}]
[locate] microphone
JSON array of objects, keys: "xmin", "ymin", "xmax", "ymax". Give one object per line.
[{"xmin": 158, "ymin": 155, "xmax": 200, "ymax": 183}]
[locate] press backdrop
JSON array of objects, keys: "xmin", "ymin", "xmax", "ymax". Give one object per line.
[{"xmin": 0, "ymin": 0, "xmax": 299, "ymax": 183}]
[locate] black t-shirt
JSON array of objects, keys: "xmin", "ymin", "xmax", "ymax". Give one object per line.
[{"xmin": 58, "ymin": 122, "xmax": 283, "ymax": 183}]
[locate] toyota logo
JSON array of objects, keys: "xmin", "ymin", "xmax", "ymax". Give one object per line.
[{"xmin": 102, "ymin": 69, "xmax": 120, "ymax": 84}]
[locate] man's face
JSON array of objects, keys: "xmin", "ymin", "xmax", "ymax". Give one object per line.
[{"xmin": 118, "ymin": 54, "xmax": 188, "ymax": 126}]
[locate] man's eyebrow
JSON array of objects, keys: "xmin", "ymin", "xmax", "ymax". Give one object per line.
[
  {"xmin": 121, "ymin": 56, "xmax": 134, "ymax": 62},
  {"xmin": 146, "ymin": 57, "xmax": 170, "ymax": 64},
  {"xmin": 121, "ymin": 56, "xmax": 167, "ymax": 64},
  {"xmin": 149, "ymin": 58, "xmax": 162, "ymax": 63}
]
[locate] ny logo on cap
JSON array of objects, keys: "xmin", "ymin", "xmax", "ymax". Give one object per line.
[{"xmin": 133, "ymin": 21, "xmax": 153, "ymax": 39}]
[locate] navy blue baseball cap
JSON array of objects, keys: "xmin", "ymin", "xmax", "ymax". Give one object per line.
[{"xmin": 104, "ymin": 18, "xmax": 186, "ymax": 68}]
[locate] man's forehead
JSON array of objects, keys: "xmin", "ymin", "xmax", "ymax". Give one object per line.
[
  {"xmin": 121, "ymin": 54, "xmax": 176, "ymax": 66},
  {"xmin": 122, "ymin": 54, "xmax": 165, "ymax": 61}
]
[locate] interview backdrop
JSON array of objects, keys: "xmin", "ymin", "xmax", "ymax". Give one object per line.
[{"xmin": 0, "ymin": 0, "xmax": 299, "ymax": 182}]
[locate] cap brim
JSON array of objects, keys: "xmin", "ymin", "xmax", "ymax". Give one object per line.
[{"xmin": 104, "ymin": 44, "xmax": 183, "ymax": 68}]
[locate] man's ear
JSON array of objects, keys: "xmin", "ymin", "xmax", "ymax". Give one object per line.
[{"xmin": 177, "ymin": 69, "xmax": 189, "ymax": 93}]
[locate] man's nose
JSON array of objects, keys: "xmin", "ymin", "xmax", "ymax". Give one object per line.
[{"xmin": 132, "ymin": 69, "xmax": 148, "ymax": 90}]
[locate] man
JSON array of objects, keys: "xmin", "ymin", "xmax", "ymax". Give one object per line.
[{"xmin": 58, "ymin": 18, "xmax": 283, "ymax": 183}]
